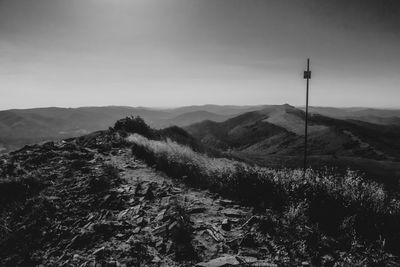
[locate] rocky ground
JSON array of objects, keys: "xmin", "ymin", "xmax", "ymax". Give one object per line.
[{"xmin": 0, "ymin": 130, "xmax": 398, "ymax": 266}]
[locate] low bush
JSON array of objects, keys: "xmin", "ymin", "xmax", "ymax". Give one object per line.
[{"xmin": 113, "ymin": 116, "xmax": 154, "ymax": 138}]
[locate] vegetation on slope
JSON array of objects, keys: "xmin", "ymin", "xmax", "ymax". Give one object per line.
[
  {"xmin": 118, "ymin": 117, "xmax": 400, "ymax": 258},
  {"xmin": 184, "ymin": 106, "xmax": 400, "ymax": 188}
]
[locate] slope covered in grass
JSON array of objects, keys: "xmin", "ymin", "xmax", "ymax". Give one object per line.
[{"xmin": 126, "ymin": 132, "xmax": 400, "ymax": 256}]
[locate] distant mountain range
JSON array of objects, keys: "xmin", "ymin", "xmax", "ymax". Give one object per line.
[
  {"xmin": 0, "ymin": 105, "xmax": 264, "ymax": 153},
  {"xmin": 1, "ymin": 104, "xmax": 400, "ymax": 156},
  {"xmin": 303, "ymin": 106, "xmax": 400, "ymax": 125},
  {"xmin": 184, "ymin": 105, "xmax": 400, "ymax": 185}
]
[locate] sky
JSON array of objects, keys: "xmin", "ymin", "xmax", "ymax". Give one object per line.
[{"xmin": 0, "ymin": 0, "xmax": 400, "ymax": 109}]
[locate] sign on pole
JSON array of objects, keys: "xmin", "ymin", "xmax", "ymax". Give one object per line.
[{"xmin": 303, "ymin": 58, "xmax": 311, "ymax": 178}]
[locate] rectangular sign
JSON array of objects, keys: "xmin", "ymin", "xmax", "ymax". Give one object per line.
[{"xmin": 304, "ymin": 71, "xmax": 311, "ymax": 79}]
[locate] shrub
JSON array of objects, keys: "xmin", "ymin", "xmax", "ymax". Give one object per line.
[
  {"xmin": 113, "ymin": 116, "xmax": 154, "ymax": 138},
  {"xmin": 168, "ymin": 202, "xmax": 197, "ymax": 261}
]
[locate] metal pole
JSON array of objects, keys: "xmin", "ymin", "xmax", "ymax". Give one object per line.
[{"xmin": 303, "ymin": 58, "xmax": 310, "ymax": 178}]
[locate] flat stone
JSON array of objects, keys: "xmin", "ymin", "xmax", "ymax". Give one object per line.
[
  {"xmin": 93, "ymin": 246, "xmax": 105, "ymax": 256},
  {"xmin": 223, "ymin": 208, "xmax": 247, "ymax": 218},
  {"xmin": 219, "ymin": 199, "xmax": 234, "ymax": 206},
  {"xmin": 196, "ymin": 255, "xmax": 239, "ymax": 267},
  {"xmin": 188, "ymin": 207, "xmax": 207, "ymax": 214}
]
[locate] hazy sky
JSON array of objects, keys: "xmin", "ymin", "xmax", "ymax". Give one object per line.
[{"xmin": 1, "ymin": 0, "xmax": 399, "ymax": 109}]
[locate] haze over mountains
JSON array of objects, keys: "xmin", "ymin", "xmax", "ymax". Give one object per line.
[{"xmin": 1, "ymin": 105, "xmax": 400, "ymax": 159}]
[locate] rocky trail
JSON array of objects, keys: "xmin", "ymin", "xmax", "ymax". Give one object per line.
[
  {"xmin": 0, "ymin": 133, "xmax": 284, "ymax": 266},
  {"xmin": 107, "ymin": 149, "xmax": 277, "ymax": 267}
]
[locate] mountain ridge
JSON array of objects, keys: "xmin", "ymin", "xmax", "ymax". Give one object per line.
[
  {"xmin": 184, "ymin": 105, "xmax": 400, "ymax": 184},
  {"xmin": 1, "ymin": 104, "xmax": 400, "ymax": 154}
]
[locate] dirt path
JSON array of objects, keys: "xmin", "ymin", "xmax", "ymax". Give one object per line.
[
  {"xmin": 1, "ymin": 139, "xmax": 278, "ymax": 267},
  {"xmin": 99, "ymin": 148, "xmax": 276, "ymax": 266}
]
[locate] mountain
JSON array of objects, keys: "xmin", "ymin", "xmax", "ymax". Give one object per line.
[
  {"xmin": 185, "ymin": 105, "xmax": 400, "ymax": 183},
  {"xmin": 161, "ymin": 110, "xmax": 232, "ymax": 127},
  {"xmin": 0, "ymin": 106, "xmax": 239, "ymax": 153},
  {"xmin": 186, "ymin": 104, "xmax": 400, "ymax": 159},
  {"xmin": 168, "ymin": 104, "xmax": 269, "ymax": 116},
  {"xmin": 303, "ymin": 106, "xmax": 400, "ymax": 125},
  {"xmin": 1, "ymin": 104, "xmax": 400, "ymax": 154},
  {"xmin": 185, "ymin": 105, "xmax": 293, "ymax": 150},
  {"xmin": 0, "ymin": 106, "xmax": 170, "ymax": 153}
]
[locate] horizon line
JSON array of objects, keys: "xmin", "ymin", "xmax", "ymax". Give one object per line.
[{"xmin": 1, "ymin": 103, "xmax": 400, "ymax": 112}]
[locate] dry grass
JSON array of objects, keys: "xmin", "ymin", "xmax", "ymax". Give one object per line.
[
  {"xmin": 128, "ymin": 134, "xmax": 391, "ymax": 211},
  {"xmin": 128, "ymin": 134, "xmax": 240, "ymax": 174},
  {"xmin": 127, "ymin": 133, "xmax": 400, "ymax": 254}
]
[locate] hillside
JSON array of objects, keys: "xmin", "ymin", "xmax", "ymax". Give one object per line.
[
  {"xmin": 303, "ymin": 107, "xmax": 400, "ymax": 125},
  {"xmin": 1, "ymin": 117, "xmax": 400, "ymax": 266},
  {"xmin": 0, "ymin": 106, "xmax": 167, "ymax": 153},
  {"xmin": 0, "ymin": 106, "xmax": 237, "ymax": 153},
  {"xmin": 186, "ymin": 104, "xmax": 400, "ymax": 159},
  {"xmin": 0, "ymin": 134, "xmax": 264, "ymax": 266},
  {"xmin": 185, "ymin": 105, "xmax": 400, "ymax": 185},
  {"xmin": 168, "ymin": 104, "xmax": 269, "ymax": 116},
  {"xmin": 0, "ymin": 105, "xmax": 270, "ymax": 154},
  {"xmin": 162, "ymin": 111, "xmax": 232, "ymax": 128}
]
